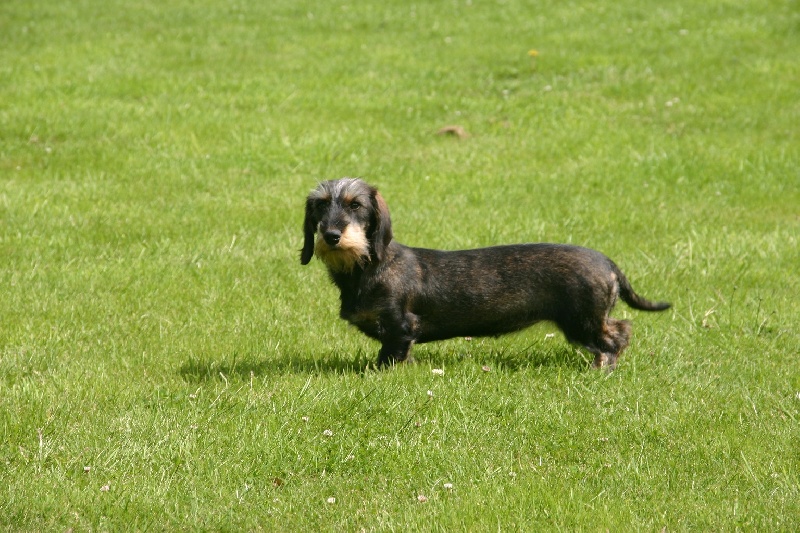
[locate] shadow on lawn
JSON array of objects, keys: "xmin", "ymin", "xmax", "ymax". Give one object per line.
[
  {"xmin": 456, "ymin": 344, "xmax": 591, "ymax": 373},
  {"xmin": 178, "ymin": 350, "xmax": 376, "ymax": 382},
  {"xmin": 178, "ymin": 344, "xmax": 588, "ymax": 383}
]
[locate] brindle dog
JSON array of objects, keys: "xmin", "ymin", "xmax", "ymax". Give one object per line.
[{"xmin": 301, "ymin": 178, "xmax": 670, "ymax": 369}]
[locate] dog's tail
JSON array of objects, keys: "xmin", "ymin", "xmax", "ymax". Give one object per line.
[{"xmin": 615, "ymin": 266, "xmax": 671, "ymax": 312}]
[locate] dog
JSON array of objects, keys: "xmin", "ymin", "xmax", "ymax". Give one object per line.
[{"xmin": 301, "ymin": 178, "xmax": 670, "ymax": 369}]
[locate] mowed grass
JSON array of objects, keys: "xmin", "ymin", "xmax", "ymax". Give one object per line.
[{"xmin": 1, "ymin": 0, "xmax": 799, "ymax": 529}]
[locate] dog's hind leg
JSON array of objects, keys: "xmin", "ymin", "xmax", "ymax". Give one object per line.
[
  {"xmin": 589, "ymin": 319, "xmax": 631, "ymax": 370},
  {"xmin": 561, "ymin": 317, "xmax": 631, "ymax": 370}
]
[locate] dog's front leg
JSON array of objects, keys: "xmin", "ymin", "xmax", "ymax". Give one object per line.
[
  {"xmin": 376, "ymin": 309, "xmax": 417, "ymax": 367},
  {"xmin": 377, "ymin": 340, "xmax": 414, "ymax": 366}
]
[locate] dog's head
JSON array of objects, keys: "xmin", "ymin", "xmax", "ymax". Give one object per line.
[{"xmin": 301, "ymin": 178, "xmax": 393, "ymax": 272}]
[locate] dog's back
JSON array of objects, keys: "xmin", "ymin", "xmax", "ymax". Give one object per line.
[{"xmin": 384, "ymin": 243, "xmax": 665, "ymax": 343}]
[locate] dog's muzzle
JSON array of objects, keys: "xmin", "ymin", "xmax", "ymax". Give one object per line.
[{"xmin": 323, "ymin": 229, "xmax": 341, "ymax": 246}]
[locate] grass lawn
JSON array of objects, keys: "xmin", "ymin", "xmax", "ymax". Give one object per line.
[{"xmin": 2, "ymin": 0, "xmax": 799, "ymax": 529}]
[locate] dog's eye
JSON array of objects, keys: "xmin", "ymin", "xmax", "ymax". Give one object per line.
[{"xmin": 350, "ymin": 201, "xmax": 361, "ymax": 211}]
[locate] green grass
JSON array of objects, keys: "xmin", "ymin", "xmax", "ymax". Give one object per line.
[{"xmin": 2, "ymin": 0, "xmax": 799, "ymax": 529}]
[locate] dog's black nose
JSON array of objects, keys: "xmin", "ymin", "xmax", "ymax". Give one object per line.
[{"xmin": 323, "ymin": 230, "xmax": 341, "ymax": 246}]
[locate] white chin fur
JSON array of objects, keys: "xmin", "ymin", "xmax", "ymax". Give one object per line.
[{"xmin": 314, "ymin": 225, "xmax": 370, "ymax": 272}]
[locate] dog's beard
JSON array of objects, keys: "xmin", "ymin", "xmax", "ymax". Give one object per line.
[{"xmin": 314, "ymin": 225, "xmax": 370, "ymax": 273}]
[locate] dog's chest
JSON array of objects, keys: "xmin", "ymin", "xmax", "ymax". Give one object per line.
[
  {"xmin": 341, "ymin": 305, "xmax": 382, "ymax": 339},
  {"xmin": 338, "ymin": 288, "xmax": 383, "ymax": 339},
  {"xmin": 342, "ymin": 311, "xmax": 381, "ymax": 338}
]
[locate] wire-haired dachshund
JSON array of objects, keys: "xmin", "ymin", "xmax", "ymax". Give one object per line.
[{"xmin": 301, "ymin": 178, "xmax": 670, "ymax": 369}]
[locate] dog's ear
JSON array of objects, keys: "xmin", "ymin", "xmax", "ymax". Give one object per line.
[
  {"xmin": 369, "ymin": 190, "xmax": 393, "ymax": 262},
  {"xmin": 300, "ymin": 198, "xmax": 317, "ymax": 265}
]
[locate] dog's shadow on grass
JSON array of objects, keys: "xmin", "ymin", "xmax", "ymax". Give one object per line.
[
  {"xmin": 178, "ymin": 344, "xmax": 588, "ymax": 383},
  {"xmin": 178, "ymin": 350, "xmax": 377, "ymax": 383},
  {"xmin": 424, "ymin": 342, "xmax": 591, "ymax": 373}
]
